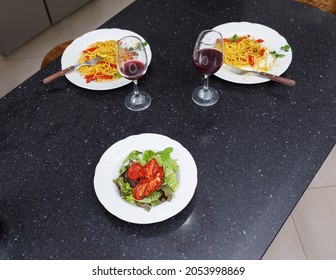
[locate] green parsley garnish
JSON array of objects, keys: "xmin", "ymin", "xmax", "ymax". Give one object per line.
[
  {"xmin": 127, "ymin": 41, "xmax": 148, "ymax": 53},
  {"xmin": 270, "ymin": 44, "xmax": 291, "ymax": 58},
  {"xmin": 230, "ymin": 34, "xmax": 239, "ymax": 42}
]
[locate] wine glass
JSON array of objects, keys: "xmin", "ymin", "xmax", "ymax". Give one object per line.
[
  {"xmin": 117, "ymin": 36, "xmax": 151, "ymax": 111},
  {"xmin": 192, "ymin": 30, "xmax": 224, "ymax": 106}
]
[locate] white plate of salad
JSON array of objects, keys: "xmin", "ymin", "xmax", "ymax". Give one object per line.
[
  {"xmin": 94, "ymin": 133, "xmax": 198, "ymax": 224},
  {"xmin": 212, "ymin": 22, "xmax": 293, "ymax": 84}
]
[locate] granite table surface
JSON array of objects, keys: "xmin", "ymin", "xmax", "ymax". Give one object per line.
[{"xmin": 0, "ymin": 0, "xmax": 335, "ymax": 259}]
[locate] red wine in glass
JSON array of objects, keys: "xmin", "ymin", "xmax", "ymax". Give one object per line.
[
  {"xmin": 120, "ymin": 60, "xmax": 146, "ymax": 80},
  {"xmin": 117, "ymin": 36, "xmax": 151, "ymax": 111},
  {"xmin": 192, "ymin": 30, "xmax": 224, "ymax": 106},
  {"xmin": 193, "ymin": 48, "xmax": 223, "ymax": 75}
]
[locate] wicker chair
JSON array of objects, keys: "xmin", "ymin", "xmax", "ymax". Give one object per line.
[
  {"xmin": 296, "ymin": 0, "xmax": 336, "ymax": 14},
  {"xmin": 41, "ymin": 40, "xmax": 73, "ymax": 69}
]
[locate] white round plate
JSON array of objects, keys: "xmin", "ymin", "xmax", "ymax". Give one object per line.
[
  {"xmin": 61, "ymin": 28, "xmax": 152, "ymax": 90},
  {"xmin": 213, "ymin": 22, "xmax": 293, "ymax": 84},
  {"xmin": 94, "ymin": 133, "xmax": 198, "ymax": 224}
]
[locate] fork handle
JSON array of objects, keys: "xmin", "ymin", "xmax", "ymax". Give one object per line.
[
  {"xmin": 258, "ymin": 72, "xmax": 296, "ymax": 87},
  {"xmin": 43, "ymin": 66, "xmax": 75, "ymax": 84}
]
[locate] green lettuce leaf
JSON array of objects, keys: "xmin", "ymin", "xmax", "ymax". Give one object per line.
[
  {"xmin": 159, "ymin": 147, "xmax": 179, "ymax": 191},
  {"xmin": 160, "ymin": 184, "xmax": 174, "ymax": 201},
  {"xmin": 142, "ymin": 150, "xmax": 157, "ymax": 162},
  {"xmin": 113, "ymin": 177, "xmax": 135, "ymax": 204}
]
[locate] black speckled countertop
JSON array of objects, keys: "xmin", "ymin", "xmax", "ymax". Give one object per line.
[{"xmin": 0, "ymin": 0, "xmax": 335, "ymax": 260}]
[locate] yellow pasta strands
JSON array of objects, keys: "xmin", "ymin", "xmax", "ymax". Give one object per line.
[
  {"xmin": 220, "ymin": 34, "xmax": 270, "ymax": 71},
  {"xmin": 77, "ymin": 40, "xmax": 122, "ymax": 83}
]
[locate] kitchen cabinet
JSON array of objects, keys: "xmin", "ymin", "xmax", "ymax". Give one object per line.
[
  {"xmin": 45, "ymin": 0, "xmax": 91, "ymax": 24},
  {"xmin": 0, "ymin": 0, "xmax": 51, "ymax": 55},
  {"xmin": 0, "ymin": 0, "xmax": 91, "ymax": 55}
]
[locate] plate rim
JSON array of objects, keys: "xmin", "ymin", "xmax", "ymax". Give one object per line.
[
  {"xmin": 93, "ymin": 133, "xmax": 198, "ymax": 224},
  {"xmin": 212, "ymin": 21, "xmax": 293, "ymax": 84},
  {"xmin": 61, "ymin": 28, "xmax": 152, "ymax": 90}
]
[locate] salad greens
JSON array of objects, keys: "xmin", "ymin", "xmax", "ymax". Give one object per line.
[{"xmin": 113, "ymin": 147, "xmax": 179, "ymax": 211}]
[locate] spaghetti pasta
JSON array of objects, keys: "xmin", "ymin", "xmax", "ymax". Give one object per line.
[
  {"xmin": 220, "ymin": 34, "xmax": 271, "ymax": 71},
  {"xmin": 77, "ymin": 40, "xmax": 122, "ymax": 83}
]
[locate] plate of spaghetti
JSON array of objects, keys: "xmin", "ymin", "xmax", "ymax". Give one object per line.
[
  {"xmin": 61, "ymin": 28, "xmax": 152, "ymax": 90},
  {"xmin": 212, "ymin": 22, "xmax": 292, "ymax": 84}
]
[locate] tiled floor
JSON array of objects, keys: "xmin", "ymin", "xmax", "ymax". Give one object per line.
[
  {"xmin": 263, "ymin": 146, "xmax": 336, "ymax": 260},
  {"xmin": 1, "ymin": 0, "xmax": 336, "ymax": 260}
]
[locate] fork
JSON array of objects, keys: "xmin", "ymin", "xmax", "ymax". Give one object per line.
[
  {"xmin": 42, "ymin": 56, "xmax": 101, "ymax": 84},
  {"xmin": 226, "ymin": 65, "xmax": 296, "ymax": 87}
]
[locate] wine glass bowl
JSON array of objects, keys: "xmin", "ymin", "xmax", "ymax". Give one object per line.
[
  {"xmin": 120, "ymin": 60, "xmax": 146, "ymax": 80},
  {"xmin": 192, "ymin": 30, "xmax": 224, "ymax": 106},
  {"xmin": 117, "ymin": 36, "xmax": 151, "ymax": 111}
]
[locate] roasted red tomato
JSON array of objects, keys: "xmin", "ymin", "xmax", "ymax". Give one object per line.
[
  {"xmin": 144, "ymin": 158, "xmax": 164, "ymax": 180},
  {"xmin": 248, "ymin": 55, "xmax": 254, "ymax": 67},
  {"xmin": 132, "ymin": 158, "xmax": 164, "ymax": 200},
  {"xmin": 127, "ymin": 162, "xmax": 144, "ymax": 182},
  {"xmin": 133, "ymin": 176, "xmax": 163, "ymax": 200},
  {"xmin": 133, "ymin": 179, "xmax": 149, "ymax": 200},
  {"xmin": 259, "ymin": 48, "xmax": 265, "ymax": 57},
  {"xmin": 82, "ymin": 47, "xmax": 98, "ymax": 53}
]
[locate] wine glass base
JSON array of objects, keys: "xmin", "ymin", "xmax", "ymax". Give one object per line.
[
  {"xmin": 192, "ymin": 86, "xmax": 219, "ymax": 106},
  {"xmin": 124, "ymin": 91, "xmax": 151, "ymax": 111}
]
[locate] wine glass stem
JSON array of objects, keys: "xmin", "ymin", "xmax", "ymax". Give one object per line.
[
  {"xmin": 203, "ymin": 75, "xmax": 209, "ymax": 92},
  {"xmin": 199, "ymin": 75, "xmax": 212, "ymax": 100},
  {"xmin": 133, "ymin": 80, "xmax": 140, "ymax": 95},
  {"xmin": 131, "ymin": 80, "xmax": 145, "ymax": 105}
]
